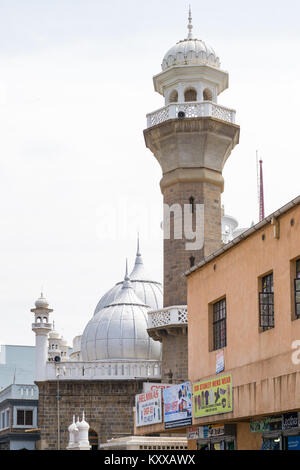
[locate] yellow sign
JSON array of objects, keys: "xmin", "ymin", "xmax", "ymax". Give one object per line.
[{"xmin": 193, "ymin": 374, "xmax": 233, "ymax": 418}]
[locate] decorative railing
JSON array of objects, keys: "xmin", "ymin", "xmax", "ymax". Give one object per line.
[
  {"xmin": 147, "ymin": 101, "xmax": 236, "ymax": 128},
  {"xmin": 148, "ymin": 306, "xmax": 188, "ymax": 329},
  {"xmin": 45, "ymin": 360, "xmax": 161, "ymax": 381},
  {"xmin": 0, "ymin": 384, "xmax": 39, "ymax": 400}
]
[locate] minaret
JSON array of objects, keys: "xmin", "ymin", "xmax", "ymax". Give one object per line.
[
  {"xmin": 31, "ymin": 292, "xmax": 53, "ymax": 382},
  {"xmin": 144, "ymin": 10, "xmax": 240, "ymax": 381}
]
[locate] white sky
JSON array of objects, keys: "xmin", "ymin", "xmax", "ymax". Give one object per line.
[{"xmin": 0, "ymin": 0, "xmax": 300, "ymax": 346}]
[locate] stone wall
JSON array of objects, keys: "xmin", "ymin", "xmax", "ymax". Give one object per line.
[
  {"xmin": 36, "ymin": 380, "xmax": 145, "ymax": 450},
  {"xmin": 163, "ymin": 181, "xmax": 222, "ymax": 307},
  {"xmin": 161, "ymin": 333, "xmax": 188, "ymax": 383}
]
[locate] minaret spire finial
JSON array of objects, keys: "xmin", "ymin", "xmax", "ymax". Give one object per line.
[
  {"xmin": 137, "ymin": 232, "xmax": 141, "ymax": 256},
  {"xmin": 187, "ymin": 5, "xmax": 193, "ymax": 40}
]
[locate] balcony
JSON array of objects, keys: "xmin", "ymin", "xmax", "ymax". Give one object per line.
[
  {"xmin": 45, "ymin": 360, "xmax": 161, "ymax": 381},
  {"xmin": 146, "ymin": 101, "xmax": 236, "ymax": 128},
  {"xmin": 147, "ymin": 306, "xmax": 188, "ymax": 341}
]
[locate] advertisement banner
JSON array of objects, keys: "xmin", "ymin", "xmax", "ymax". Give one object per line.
[
  {"xmin": 216, "ymin": 350, "xmax": 225, "ymax": 375},
  {"xmin": 163, "ymin": 381, "xmax": 193, "ymax": 429},
  {"xmin": 143, "ymin": 383, "xmax": 172, "ymax": 394},
  {"xmin": 250, "ymin": 415, "xmax": 282, "ymax": 433},
  {"xmin": 282, "ymin": 412, "xmax": 299, "ymax": 430},
  {"xmin": 135, "ymin": 389, "xmax": 162, "ymax": 427},
  {"xmin": 193, "ymin": 374, "xmax": 233, "ymax": 418},
  {"xmin": 288, "ymin": 436, "xmax": 300, "ymax": 450}
]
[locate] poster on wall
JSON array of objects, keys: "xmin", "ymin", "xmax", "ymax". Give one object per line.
[
  {"xmin": 135, "ymin": 389, "xmax": 162, "ymax": 427},
  {"xmin": 163, "ymin": 381, "xmax": 193, "ymax": 429},
  {"xmin": 193, "ymin": 374, "xmax": 233, "ymax": 418},
  {"xmin": 216, "ymin": 350, "xmax": 225, "ymax": 374}
]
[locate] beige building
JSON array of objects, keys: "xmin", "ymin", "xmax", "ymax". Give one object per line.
[{"xmin": 186, "ymin": 196, "xmax": 300, "ymax": 450}]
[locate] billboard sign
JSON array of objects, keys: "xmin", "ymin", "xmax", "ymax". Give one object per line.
[
  {"xmin": 193, "ymin": 374, "xmax": 233, "ymax": 418},
  {"xmin": 135, "ymin": 389, "xmax": 162, "ymax": 427},
  {"xmin": 163, "ymin": 381, "xmax": 193, "ymax": 429}
]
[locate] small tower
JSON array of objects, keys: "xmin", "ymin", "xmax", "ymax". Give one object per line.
[
  {"xmin": 144, "ymin": 10, "xmax": 240, "ymax": 382},
  {"xmin": 31, "ymin": 293, "xmax": 53, "ymax": 382}
]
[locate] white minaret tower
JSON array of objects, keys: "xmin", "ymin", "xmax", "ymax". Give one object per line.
[
  {"xmin": 144, "ymin": 8, "xmax": 240, "ymax": 382},
  {"xmin": 31, "ymin": 293, "xmax": 53, "ymax": 382}
]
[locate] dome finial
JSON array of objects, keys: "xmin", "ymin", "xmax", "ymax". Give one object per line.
[
  {"xmin": 122, "ymin": 258, "xmax": 131, "ymax": 289},
  {"xmin": 137, "ymin": 232, "xmax": 141, "ymax": 257},
  {"xmin": 187, "ymin": 5, "xmax": 193, "ymax": 39}
]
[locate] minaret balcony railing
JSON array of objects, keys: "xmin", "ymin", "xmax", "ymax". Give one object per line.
[
  {"xmin": 146, "ymin": 101, "xmax": 236, "ymax": 128},
  {"xmin": 45, "ymin": 360, "xmax": 161, "ymax": 381},
  {"xmin": 148, "ymin": 306, "xmax": 188, "ymax": 329}
]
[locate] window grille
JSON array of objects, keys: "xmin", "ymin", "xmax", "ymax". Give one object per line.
[
  {"xmin": 213, "ymin": 298, "xmax": 227, "ymax": 350},
  {"xmin": 259, "ymin": 273, "xmax": 274, "ymax": 331}
]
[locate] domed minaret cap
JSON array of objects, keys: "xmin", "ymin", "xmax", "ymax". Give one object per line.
[
  {"xmin": 161, "ymin": 7, "xmax": 221, "ymax": 71},
  {"xmin": 35, "ymin": 292, "xmax": 49, "ymax": 309},
  {"xmin": 77, "ymin": 411, "xmax": 89, "ymax": 430}
]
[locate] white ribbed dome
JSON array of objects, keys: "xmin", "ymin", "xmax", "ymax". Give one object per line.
[
  {"xmin": 162, "ymin": 38, "xmax": 220, "ymax": 71},
  {"xmin": 94, "ymin": 246, "xmax": 163, "ymax": 314},
  {"xmin": 161, "ymin": 8, "xmax": 220, "ymax": 71},
  {"xmin": 35, "ymin": 292, "xmax": 49, "ymax": 309},
  {"xmin": 81, "ymin": 275, "xmax": 161, "ymax": 362}
]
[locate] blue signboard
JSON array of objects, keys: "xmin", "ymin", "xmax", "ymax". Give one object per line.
[{"xmin": 288, "ymin": 436, "xmax": 300, "ymax": 450}]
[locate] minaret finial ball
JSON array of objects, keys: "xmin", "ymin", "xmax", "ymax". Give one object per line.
[{"xmin": 187, "ymin": 5, "xmax": 193, "ymax": 40}]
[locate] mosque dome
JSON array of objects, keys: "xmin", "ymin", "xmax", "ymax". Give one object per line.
[
  {"xmin": 161, "ymin": 8, "xmax": 220, "ymax": 71},
  {"xmin": 35, "ymin": 292, "xmax": 49, "ymax": 309},
  {"xmin": 94, "ymin": 241, "xmax": 163, "ymax": 314},
  {"xmin": 81, "ymin": 268, "xmax": 161, "ymax": 362}
]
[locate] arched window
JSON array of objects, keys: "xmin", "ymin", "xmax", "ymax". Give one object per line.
[
  {"xmin": 189, "ymin": 256, "xmax": 195, "ymax": 268},
  {"xmin": 203, "ymin": 88, "xmax": 213, "ymax": 101},
  {"xmin": 169, "ymin": 90, "xmax": 178, "ymax": 103},
  {"xmin": 184, "ymin": 88, "xmax": 197, "ymax": 102},
  {"xmin": 36, "ymin": 317, "xmax": 41, "ymax": 323}
]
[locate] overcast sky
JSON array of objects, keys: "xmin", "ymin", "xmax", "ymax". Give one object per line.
[{"xmin": 1, "ymin": 0, "xmax": 300, "ymax": 346}]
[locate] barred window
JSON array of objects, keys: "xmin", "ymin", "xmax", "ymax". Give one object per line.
[
  {"xmin": 259, "ymin": 273, "xmax": 274, "ymax": 331},
  {"xmin": 213, "ymin": 299, "xmax": 227, "ymax": 351},
  {"xmin": 295, "ymin": 260, "xmax": 300, "ymax": 319}
]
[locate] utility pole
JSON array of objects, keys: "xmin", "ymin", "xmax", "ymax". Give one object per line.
[{"xmin": 56, "ymin": 365, "xmax": 61, "ymax": 450}]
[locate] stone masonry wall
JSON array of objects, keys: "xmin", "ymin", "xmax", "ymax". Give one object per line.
[
  {"xmin": 163, "ymin": 181, "xmax": 222, "ymax": 307},
  {"xmin": 161, "ymin": 333, "xmax": 188, "ymax": 383},
  {"xmin": 36, "ymin": 380, "xmax": 144, "ymax": 450}
]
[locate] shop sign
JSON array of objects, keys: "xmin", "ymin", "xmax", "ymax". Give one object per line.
[
  {"xmin": 193, "ymin": 374, "xmax": 233, "ymax": 418},
  {"xmin": 282, "ymin": 413, "xmax": 299, "ymax": 430},
  {"xmin": 187, "ymin": 426, "xmax": 199, "ymax": 440},
  {"xmin": 216, "ymin": 350, "xmax": 225, "ymax": 375},
  {"xmin": 143, "ymin": 383, "xmax": 172, "ymax": 394},
  {"xmin": 288, "ymin": 436, "xmax": 300, "ymax": 450},
  {"xmin": 198, "ymin": 424, "xmax": 225, "ymax": 439},
  {"xmin": 163, "ymin": 381, "xmax": 193, "ymax": 429},
  {"xmin": 135, "ymin": 389, "xmax": 162, "ymax": 427},
  {"xmin": 250, "ymin": 415, "xmax": 282, "ymax": 433}
]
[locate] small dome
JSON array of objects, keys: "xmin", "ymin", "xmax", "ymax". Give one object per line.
[
  {"xmin": 162, "ymin": 38, "xmax": 220, "ymax": 71},
  {"xmin": 94, "ymin": 242, "xmax": 163, "ymax": 314},
  {"xmin": 35, "ymin": 292, "xmax": 49, "ymax": 309},
  {"xmin": 49, "ymin": 330, "xmax": 60, "ymax": 339},
  {"xmin": 161, "ymin": 8, "xmax": 220, "ymax": 71},
  {"xmin": 81, "ymin": 272, "xmax": 161, "ymax": 362}
]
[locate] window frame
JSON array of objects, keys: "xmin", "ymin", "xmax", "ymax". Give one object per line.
[
  {"xmin": 212, "ymin": 298, "xmax": 227, "ymax": 351},
  {"xmin": 13, "ymin": 406, "xmax": 36, "ymax": 429},
  {"xmin": 294, "ymin": 259, "xmax": 300, "ymax": 319},
  {"xmin": 259, "ymin": 272, "xmax": 274, "ymax": 331}
]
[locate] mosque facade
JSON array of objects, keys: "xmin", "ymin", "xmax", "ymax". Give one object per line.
[{"xmin": 31, "ymin": 10, "xmax": 244, "ymax": 450}]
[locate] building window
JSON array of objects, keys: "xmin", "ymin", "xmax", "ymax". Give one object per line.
[
  {"xmin": 189, "ymin": 256, "xmax": 195, "ymax": 268},
  {"xmin": 203, "ymin": 88, "xmax": 213, "ymax": 101},
  {"xmin": 213, "ymin": 298, "xmax": 227, "ymax": 351},
  {"xmin": 189, "ymin": 196, "xmax": 195, "ymax": 213},
  {"xmin": 259, "ymin": 273, "xmax": 274, "ymax": 331},
  {"xmin": 16, "ymin": 409, "xmax": 33, "ymax": 426},
  {"xmin": 295, "ymin": 259, "xmax": 300, "ymax": 319},
  {"xmin": 0, "ymin": 409, "xmax": 10, "ymax": 430}
]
